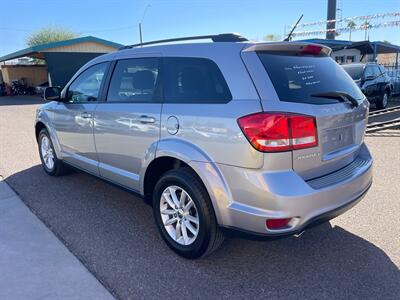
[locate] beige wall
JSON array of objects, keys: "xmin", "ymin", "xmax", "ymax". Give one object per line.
[
  {"xmin": 1, "ymin": 65, "xmax": 48, "ymax": 86},
  {"xmin": 43, "ymin": 41, "xmax": 117, "ymax": 53},
  {"xmin": 377, "ymin": 53, "xmax": 399, "ymax": 65},
  {"xmin": 331, "ymin": 49, "xmax": 361, "ymax": 64}
]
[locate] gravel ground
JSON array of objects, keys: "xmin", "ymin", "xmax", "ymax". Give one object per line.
[{"xmin": 0, "ymin": 96, "xmax": 399, "ymax": 299}]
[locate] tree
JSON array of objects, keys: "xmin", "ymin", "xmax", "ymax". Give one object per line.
[
  {"xmin": 362, "ymin": 21, "xmax": 371, "ymax": 41},
  {"xmin": 26, "ymin": 27, "xmax": 79, "ymax": 47},
  {"xmin": 263, "ymin": 34, "xmax": 281, "ymax": 41},
  {"xmin": 347, "ymin": 20, "xmax": 356, "ymax": 41}
]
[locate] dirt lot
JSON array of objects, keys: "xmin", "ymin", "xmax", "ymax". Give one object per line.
[{"xmin": 0, "ymin": 96, "xmax": 399, "ymax": 299}]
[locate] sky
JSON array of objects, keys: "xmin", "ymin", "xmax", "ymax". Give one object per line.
[{"xmin": 0, "ymin": 0, "xmax": 399, "ymax": 56}]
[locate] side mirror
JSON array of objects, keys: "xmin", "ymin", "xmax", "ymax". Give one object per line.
[
  {"xmin": 364, "ymin": 75, "xmax": 375, "ymax": 81},
  {"xmin": 44, "ymin": 86, "xmax": 62, "ymax": 101}
]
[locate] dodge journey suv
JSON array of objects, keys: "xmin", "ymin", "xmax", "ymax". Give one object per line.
[{"xmin": 37, "ymin": 33, "xmax": 373, "ymax": 258}]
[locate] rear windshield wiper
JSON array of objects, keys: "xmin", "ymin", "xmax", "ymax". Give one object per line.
[{"xmin": 311, "ymin": 91, "xmax": 359, "ymax": 108}]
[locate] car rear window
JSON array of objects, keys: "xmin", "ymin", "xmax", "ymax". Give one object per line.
[
  {"xmin": 257, "ymin": 53, "xmax": 364, "ymax": 105},
  {"xmin": 342, "ymin": 65, "xmax": 364, "ymax": 80}
]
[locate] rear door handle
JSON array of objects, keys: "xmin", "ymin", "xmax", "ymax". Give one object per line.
[
  {"xmin": 138, "ymin": 115, "xmax": 156, "ymax": 124},
  {"xmin": 81, "ymin": 112, "xmax": 92, "ymax": 119}
]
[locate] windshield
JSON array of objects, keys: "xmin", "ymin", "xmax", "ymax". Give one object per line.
[
  {"xmin": 257, "ymin": 53, "xmax": 364, "ymax": 105},
  {"xmin": 342, "ymin": 65, "xmax": 364, "ymax": 80}
]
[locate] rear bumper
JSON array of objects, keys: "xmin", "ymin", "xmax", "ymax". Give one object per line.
[
  {"xmin": 221, "ymin": 180, "xmax": 371, "ymax": 239},
  {"xmin": 215, "ymin": 143, "xmax": 373, "ymax": 235}
]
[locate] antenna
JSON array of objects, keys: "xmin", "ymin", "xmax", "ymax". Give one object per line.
[{"xmin": 284, "ymin": 14, "xmax": 304, "ymax": 41}]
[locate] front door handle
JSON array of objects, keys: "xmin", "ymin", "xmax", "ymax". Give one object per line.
[
  {"xmin": 138, "ymin": 115, "xmax": 156, "ymax": 124},
  {"xmin": 81, "ymin": 112, "xmax": 92, "ymax": 119}
]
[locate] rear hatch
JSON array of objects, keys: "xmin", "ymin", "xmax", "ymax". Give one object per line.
[{"xmin": 242, "ymin": 43, "xmax": 369, "ymax": 180}]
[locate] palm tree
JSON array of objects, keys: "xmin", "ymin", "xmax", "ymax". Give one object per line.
[
  {"xmin": 363, "ymin": 21, "xmax": 371, "ymax": 40},
  {"xmin": 263, "ymin": 34, "xmax": 281, "ymax": 41},
  {"xmin": 347, "ymin": 20, "xmax": 356, "ymax": 41}
]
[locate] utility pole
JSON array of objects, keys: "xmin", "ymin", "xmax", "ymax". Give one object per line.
[
  {"xmin": 138, "ymin": 4, "xmax": 151, "ymax": 44},
  {"xmin": 326, "ymin": 0, "xmax": 337, "ymax": 40},
  {"xmin": 139, "ymin": 23, "xmax": 143, "ymax": 44}
]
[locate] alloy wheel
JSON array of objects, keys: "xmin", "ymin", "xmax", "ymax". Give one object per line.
[
  {"xmin": 40, "ymin": 135, "xmax": 55, "ymax": 170},
  {"xmin": 159, "ymin": 185, "xmax": 200, "ymax": 246},
  {"xmin": 383, "ymin": 93, "xmax": 388, "ymax": 107}
]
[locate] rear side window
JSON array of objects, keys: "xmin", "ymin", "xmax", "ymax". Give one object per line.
[
  {"xmin": 107, "ymin": 58, "xmax": 160, "ymax": 102},
  {"xmin": 163, "ymin": 57, "xmax": 232, "ymax": 103},
  {"xmin": 257, "ymin": 53, "xmax": 364, "ymax": 105}
]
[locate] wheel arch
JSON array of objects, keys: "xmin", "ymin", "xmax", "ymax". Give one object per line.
[
  {"xmin": 35, "ymin": 121, "xmax": 47, "ymax": 141},
  {"xmin": 35, "ymin": 117, "xmax": 62, "ymax": 158},
  {"xmin": 140, "ymin": 138, "xmax": 232, "ymax": 224},
  {"xmin": 384, "ymin": 83, "xmax": 392, "ymax": 95}
]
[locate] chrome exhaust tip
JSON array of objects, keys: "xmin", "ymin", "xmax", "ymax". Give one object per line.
[{"xmin": 294, "ymin": 230, "xmax": 305, "ymax": 238}]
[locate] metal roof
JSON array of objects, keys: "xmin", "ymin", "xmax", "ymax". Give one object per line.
[
  {"xmin": 0, "ymin": 36, "xmax": 123, "ymax": 62},
  {"xmin": 348, "ymin": 41, "xmax": 400, "ymax": 54},
  {"xmin": 299, "ymin": 39, "xmax": 400, "ymax": 54},
  {"xmin": 299, "ymin": 39, "xmax": 353, "ymax": 50}
]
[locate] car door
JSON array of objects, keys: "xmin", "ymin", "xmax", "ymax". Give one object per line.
[
  {"xmin": 94, "ymin": 56, "xmax": 162, "ymax": 191},
  {"xmin": 52, "ymin": 62, "xmax": 108, "ymax": 175},
  {"xmin": 374, "ymin": 65, "xmax": 385, "ymax": 96},
  {"xmin": 362, "ymin": 66, "xmax": 377, "ymax": 101}
]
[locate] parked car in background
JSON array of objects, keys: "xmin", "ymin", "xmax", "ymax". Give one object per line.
[
  {"xmin": 342, "ymin": 63, "xmax": 393, "ymax": 109},
  {"xmin": 36, "ymin": 35, "xmax": 373, "ymax": 258},
  {"xmin": 387, "ymin": 69, "xmax": 400, "ymax": 95}
]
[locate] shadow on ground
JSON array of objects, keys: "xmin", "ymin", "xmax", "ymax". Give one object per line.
[
  {"xmin": 5, "ymin": 165, "xmax": 400, "ymax": 299},
  {"xmin": 0, "ymin": 96, "xmax": 44, "ymax": 106}
]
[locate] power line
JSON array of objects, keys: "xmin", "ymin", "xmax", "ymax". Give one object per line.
[
  {"xmin": 292, "ymin": 20, "xmax": 400, "ymax": 37},
  {"xmin": 292, "ymin": 12, "xmax": 400, "ymax": 28}
]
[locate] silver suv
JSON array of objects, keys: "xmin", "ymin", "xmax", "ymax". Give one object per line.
[{"xmin": 37, "ymin": 34, "xmax": 373, "ymax": 258}]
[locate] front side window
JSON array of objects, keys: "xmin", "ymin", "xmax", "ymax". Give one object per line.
[
  {"xmin": 372, "ymin": 66, "xmax": 381, "ymax": 77},
  {"xmin": 107, "ymin": 58, "xmax": 160, "ymax": 102},
  {"xmin": 163, "ymin": 57, "xmax": 232, "ymax": 103},
  {"xmin": 67, "ymin": 63, "xmax": 107, "ymax": 103}
]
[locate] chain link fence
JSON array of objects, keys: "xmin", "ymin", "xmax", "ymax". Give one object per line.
[{"xmin": 383, "ymin": 64, "xmax": 400, "ymax": 96}]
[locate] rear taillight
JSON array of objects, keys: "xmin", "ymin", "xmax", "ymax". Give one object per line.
[
  {"xmin": 301, "ymin": 45, "xmax": 323, "ymax": 55},
  {"xmin": 237, "ymin": 113, "xmax": 318, "ymax": 152}
]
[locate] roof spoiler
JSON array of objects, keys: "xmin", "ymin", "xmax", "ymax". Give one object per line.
[{"xmin": 243, "ymin": 42, "xmax": 332, "ymax": 57}]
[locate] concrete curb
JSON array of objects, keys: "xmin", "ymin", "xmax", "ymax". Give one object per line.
[{"xmin": 0, "ymin": 179, "xmax": 114, "ymax": 300}]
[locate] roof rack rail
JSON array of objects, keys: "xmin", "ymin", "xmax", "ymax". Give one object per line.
[{"xmin": 119, "ymin": 33, "xmax": 248, "ymax": 50}]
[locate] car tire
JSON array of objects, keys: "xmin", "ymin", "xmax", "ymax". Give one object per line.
[
  {"xmin": 376, "ymin": 90, "xmax": 389, "ymax": 109},
  {"xmin": 152, "ymin": 168, "xmax": 224, "ymax": 259},
  {"xmin": 38, "ymin": 128, "xmax": 68, "ymax": 176}
]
